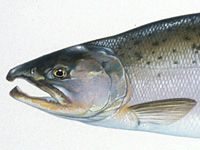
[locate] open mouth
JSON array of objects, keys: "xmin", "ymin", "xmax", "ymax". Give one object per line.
[
  {"xmin": 9, "ymin": 85, "xmax": 64, "ymax": 110},
  {"xmin": 6, "ymin": 69, "xmax": 92, "ymax": 117},
  {"xmin": 10, "ymin": 86, "xmax": 59, "ymax": 104},
  {"xmin": 6, "ymin": 68, "xmax": 72, "ymax": 111}
]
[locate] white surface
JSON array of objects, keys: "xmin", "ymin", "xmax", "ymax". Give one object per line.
[{"xmin": 1, "ymin": 0, "xmax": 200, "ymax": 150}]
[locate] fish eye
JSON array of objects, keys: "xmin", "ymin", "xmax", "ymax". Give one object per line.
[{"xmin": 53, "ymin": 67, "xmax": 68, "ymax": 79}]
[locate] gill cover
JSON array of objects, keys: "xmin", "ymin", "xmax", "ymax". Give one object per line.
[{"xmin": 79, "ymin": 45, "xmax": 130, "ymax": 121}]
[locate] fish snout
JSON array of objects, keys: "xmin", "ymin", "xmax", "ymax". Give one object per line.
[{"xmin": 6, "ymin": 65, "xmax": 25, "ymax": 81}]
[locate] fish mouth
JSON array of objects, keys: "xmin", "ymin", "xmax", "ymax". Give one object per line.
[
  {"xmin": 10, "ymin": 86, "xmax": 61, "ymax": 109},
  {"xmin": 7, "ymin": 74, "xmax": 72, "ymax": 112},
  {"xmin": 6, "ymin": 68, "xmax": 98, "ymax": 118}
]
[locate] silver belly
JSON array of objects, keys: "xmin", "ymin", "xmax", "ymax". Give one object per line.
[{"xmin": 129, "ymin": 67, "xmax": 200, "ymax": 137}]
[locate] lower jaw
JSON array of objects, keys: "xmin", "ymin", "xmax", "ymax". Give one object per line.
[
  {"xmin": 9, "ymin": 86, "xmax": 66, "ymax": 111},
  {"xmin": 9, "ymin": 86, "xmax": 89, "ymax": 115}
]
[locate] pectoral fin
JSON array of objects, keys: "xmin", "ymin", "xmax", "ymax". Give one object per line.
[{"xmin": 129, "ymin": 98, "xmax": 196, "ymax": 125}]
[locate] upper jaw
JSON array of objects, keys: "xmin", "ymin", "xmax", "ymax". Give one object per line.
[{"xmin": 6, "ymin": 66, "xmax": 23, "ymax": 81}]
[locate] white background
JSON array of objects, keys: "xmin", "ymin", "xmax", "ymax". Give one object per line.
[{"xmin": 1, "ymin": 0, "xmax": 200, "ymax": 150}]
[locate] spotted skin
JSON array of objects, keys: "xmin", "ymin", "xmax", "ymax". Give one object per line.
[
  {"xmin": 87, "ymin": 13, "xmax": 200, "ymax": 137},
  {"xmin": 7, "ymin": 13, "xmax": 200, "ymax": 138}
]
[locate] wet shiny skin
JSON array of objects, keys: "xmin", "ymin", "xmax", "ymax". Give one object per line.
[{"xmin": 7, "ymin": 13, "xmax": 200, "ymax": 138}]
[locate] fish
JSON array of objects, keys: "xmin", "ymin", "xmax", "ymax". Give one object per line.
[{"xmin": 6, "ymin": 13, "xmax": 200, "ymax": 138}]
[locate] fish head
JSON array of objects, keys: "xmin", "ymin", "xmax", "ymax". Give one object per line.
[{"xmin": 6, "ymin": 45, "xmax": 130, "ymax": 121}]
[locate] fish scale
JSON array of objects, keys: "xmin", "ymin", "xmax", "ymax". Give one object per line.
[
  {"xmin": 7, "ymin": 13, "xmax": 200, "ymax": 138},
  {"xmin": 89, "ymin": 14, "xmax": 200, "ymax": 68},
  {"xmin": 87, "ymin": 13, "xmax": 200, "ymax": 137}
]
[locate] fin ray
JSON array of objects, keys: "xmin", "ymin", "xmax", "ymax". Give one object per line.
[{"xmin": 129, "ymin": 98, "xmax": 196, "ymax": 125}]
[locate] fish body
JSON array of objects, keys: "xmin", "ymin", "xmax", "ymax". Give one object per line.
[{"xmin": 7, "ymin": 13, "xmax": 200, "ymax": 138}]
